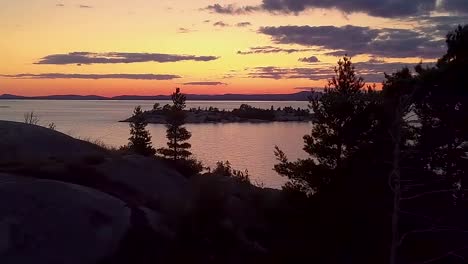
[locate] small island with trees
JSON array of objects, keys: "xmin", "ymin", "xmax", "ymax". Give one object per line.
[{"xmin": 121, "ymin": 103, "xmax": 314, "ymax": 124}]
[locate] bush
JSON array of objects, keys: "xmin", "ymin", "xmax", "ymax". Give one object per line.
[
  {"xmin": 232, "ymin": 104, "xmax": 275, "ymax": 121},
  {"xmin": 161, "ymin": 158, "xmax": 204, "ymax": 177},
  {"xmin": 24, "ymin": 111, "xmax": 40, "ymax": 125},
  {"xmin": 211, "ymin": 161, "xmax": 251, "ymax": 185}
]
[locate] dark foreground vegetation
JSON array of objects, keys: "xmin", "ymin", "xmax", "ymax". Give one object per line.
[
  {"xmin": 1, "ymin": 25, "xmax": 468, "ymax": 264},
  {"xmin": 122, "ymin": 103, "xmax": 313, "ymax": 124}
]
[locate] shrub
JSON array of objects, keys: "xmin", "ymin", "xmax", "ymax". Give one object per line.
[
  {"xmin": 212, "ymin": 161, "xmax": 251, "ymax": 185},
  {"xmin": 24, "ymin": 111, "xmax": 40, "ymax": 125}
]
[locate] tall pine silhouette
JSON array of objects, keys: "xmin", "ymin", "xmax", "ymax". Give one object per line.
[
  {"xmin": 128, "ymin": 106, "xmax": 156, "ymax": 156},
  {"xmin": 274, "ymin": 56, "xmax": 374, "ymax": 195},
  {"xmin": 159, "ymin": 88, "xmax": 192, "ymax": 160}
]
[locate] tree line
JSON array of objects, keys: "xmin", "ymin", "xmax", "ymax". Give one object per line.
[
  {"xmin": 273, "ymin": 25, "xmax": 468, "ymax": 263},
  {"xmin": 124, "ymin": 25, "xmax": 468, "ymax": 263}
]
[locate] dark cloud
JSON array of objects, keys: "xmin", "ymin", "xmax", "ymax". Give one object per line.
[
  {"xmin": 237, "ymin": 46, "xmax": 311, "ymax": 55},
  {"xmin": 79, "ymin": 5, "xmax": 92, "ymax": 8},
  {"xmin": 213, "ymin": 21, "xmax": 230, "ymax": 27},
  {"xmin": 0, "ymin": 73, "xmax": 181, "ymax": 80},
  {"xmin": 236, "ymin": 22, "xmax": 252, "ymax": 27},
  {"xmin": 248, "ymin": 59, "xmax": 429, "ymax": 82},
  {"xmin": 204, "ymin": 4, "xmax": 259, "ymax": 15},
  {"xmin": 203, "ymin": 0, "xmax": 468, "ymax": 18},
  {"xmin": 406, "ymin": 15, "xmax": 468, "ymax": 39},
  {"xmin": 260, "ymin": 0, "xmax": 436, "ymax": 17},
  {"xmin": 56, "ymin": 3, "xmax": 65, "ymax": 7},
  {"xmin": 183, "ymin": 82, "xmax": 227, "ymax": 85},
  {"xmin": 352, "ymin": 60, "xmax": 418, "ymax": 82},
  {"xmin": 248, "ymin": 66, "xmax": 334, "ymax": 80},
  {"xmin": 299, "ymin": 56, "xmax": 320, "ymax": 63},
  {"xmin": 440, "ymin": 0, "xmax": 468, "ymax": 13},
  {"xmin": 367, "ymin": 57, "xmax": 385, "ymax": 63},
  {"xmin": 259, "ymin": 25, "xmax": 445, "ymax": 59},
  {"xmin": 35, "ymin": 52, "xmax": 219, "ymax": 65}
]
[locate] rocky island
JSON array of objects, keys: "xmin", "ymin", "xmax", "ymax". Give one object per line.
[{"xmin": 121, "ymin": 104, "xmax": 314, "ymax": 124}]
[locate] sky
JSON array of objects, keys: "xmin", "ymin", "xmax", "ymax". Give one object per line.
[{"xmin": 0, "ymin": 0, "xmax": 467, "ymax": 96}]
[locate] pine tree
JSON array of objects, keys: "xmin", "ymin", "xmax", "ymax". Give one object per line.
[
  {"xmin": 158, "ymin": 88, "xmax": 192, "ymax": 160},
  {"xmin": 128, "ymin": 106, "xmax": 156, "ymax": 156},
  {"xmin": 274, "ymin": 56, "xmax": 375, "ymax": 196}
]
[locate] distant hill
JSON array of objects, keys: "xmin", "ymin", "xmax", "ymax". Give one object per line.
[
  {"xmin": 0, "ymin": 94, "xmax": 106, "ymax": 100},
  {"xmin": 0, "ymin": 94, "xmax": 27, "ymax": 99},
  {"xmin": 0, "ymin": 91, "xmax": 316, "ymax": 101},
  {"xmin": 34, "ymin": 95, "xmax": 108, "ymax": 100}
]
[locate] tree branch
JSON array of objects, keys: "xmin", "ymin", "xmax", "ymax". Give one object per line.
[
  {"xmin": 420, "ymin": 245, "xmax": 468, "ymax": 263},
  {"xmin": 401, "ymin": 189, "xmax": 468, "ymax": 201}
]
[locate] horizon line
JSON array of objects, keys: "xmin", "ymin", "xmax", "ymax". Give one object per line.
[{"xmin": 0, "ymin": 90, "xmax": 319, "ymax": 99}]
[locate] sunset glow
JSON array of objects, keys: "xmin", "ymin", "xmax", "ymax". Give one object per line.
[{"xmin": 1, "ymin": 0, "xmax": 464, "ymax": 96}]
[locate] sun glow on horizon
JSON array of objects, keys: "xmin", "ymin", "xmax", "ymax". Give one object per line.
[{"xmin": 0, "ymin": 0, "xmax": 458, "ymax": 96}]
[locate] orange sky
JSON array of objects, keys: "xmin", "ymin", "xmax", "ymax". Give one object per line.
[{"xmin": 0, "ymin": 0, "xmax": 459, "ymax": 96}]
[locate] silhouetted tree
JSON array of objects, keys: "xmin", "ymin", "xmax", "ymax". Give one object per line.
[
  {"xmin": 274, "ymin": 56, "xmax": 393, "ymax": 263},
  {"xmin": 392, "ymin": 25, "xmax": 468, "ymax": 264},
  {"xmin": 378, "ymin": 68, "xmax": 419, "ymax": 264},
  {"xmin": 274, "ymin": 56, "xmax": 376, "ymax": 196},
  {"xmin": 158, "ymin": 88, "xmax": 192, "ymax": 160},
  {"xmin": 128, "ymin": 106, "xmax": 156, "ymax": 156},
  {"xmin": 415, "ymin": 25, "xmax": 468, "ymax": 196},
  {"xmin": 153, "ymin": 102, "xmax": 161, "ymax": 111},
  {"xmin": 48, "ymin": 122, "xmax": 56, "ymax": 130},
  {"xmin": 24, "ymin": 111, "xmax": 40, "ymax": 125}
]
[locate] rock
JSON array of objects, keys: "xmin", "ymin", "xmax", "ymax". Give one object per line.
[
  {"xmin": 0, "ymin": 174, "xmax": 131, "ymax": 264},
  {"xmin": 0, "ymin": 121, "xmax": 188, "ymax": 217},
  {"xmin": 95, "ymin": 155, "xmax": 188, "ymax": 216},
  {"xmin": 0, "ymin": 121, "xmax": 105, "ymax": 163}
]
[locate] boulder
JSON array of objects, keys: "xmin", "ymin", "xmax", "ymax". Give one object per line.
[
  {"xmin": 0, "ymin": 121, "xmax": 105, "ymax": 163},
  {"xmin": 0, "ymin": 121, "xmax": 188, "ymax": 217},
  {"xmin": 95, "ymin": 155, "xmax": 188, "ymax": 215},
  {"xmin": 0, "ymin": 174, "xmax": 131, "ymax": 264}
]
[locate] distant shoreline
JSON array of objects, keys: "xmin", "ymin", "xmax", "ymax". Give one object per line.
[{"xmin": 0, "ymin": 91, "xmax": 317, "ymax": 101}]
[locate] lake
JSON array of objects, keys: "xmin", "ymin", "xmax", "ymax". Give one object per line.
[{"xmin": 0, "ymin": 100, "xmax": 312, "ymax": 188}]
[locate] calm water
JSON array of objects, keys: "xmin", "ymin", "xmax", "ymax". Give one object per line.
[{"xmin": 0, "ymin": 100, "xmax": 311, "ymax": 188}]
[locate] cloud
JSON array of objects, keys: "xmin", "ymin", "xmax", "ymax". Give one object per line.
[
  {"xmin": 236, "ymin": 22, "xmax": 252, "ymax": 27},
  {"xmin": 35, "ymin": 52, "xmax": 219, "ymax": 65},
  {"xmin": 204, "ymin": 0, "xmax": 468, "ymax": 18},
  {"xmin": 213, "ymin": 21, "xmax": 230, "ymax": 27},
  {"xmin": 183, "ymin": 82, "xmax": 227, "ymax": 85},
  {"xmin": 248, "ymin": 66, "xmax": 334, "ymax": 80},
  {"xmin": 299, "ymin": 56, "xmax": 320, "ymax": 63},
  {"xmin": 259, "ymin": 25, "xmax": 445, "ymax": 59},
  {"xmin": 237, "ymin": 46, "xmax": 311, "ymax": 55},
  {"xmin": 1, "ymin": 73, "xmax": 180, "ymax": 80},
  {"xmin": 440, "ymin": 0, "xmax": 468, "ymax": 13},
  {"xmin": 204, "ymin": 4, "xmax": 259, "ymax": 15},
  {"xmin": 406, "ymin": 15, "xmax": 468, "ymax": 39},
  {"xmin": 248, "ymin": 59, "xmax": 428, "ymax": 82},
  {"xmin": 212, "ymin": 21, "xmax": 251, "ymax": 28},
  {"xmin": 261, "ymin": 0, "xmax": 438, "ymax": 17},
  {"xmin": 79, "ymin": 5, "xmax": 92, "ymax": 8},
  {"xmin": 295, "ymin": 86, "xmax": 322, "ymax": 91},
  {"xmin": 56, "ymin": 3, "xmax": 65, "ymax": 7},
  {"xmin": 178, "ymin": 28, "xmax": 194, "ymax": 33},
  {"xmin": 352, "ymin": 60, "xmax": 419, "ymax": 82}
]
